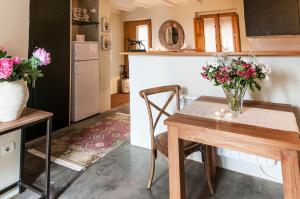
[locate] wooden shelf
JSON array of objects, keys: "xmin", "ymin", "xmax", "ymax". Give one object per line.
[
  {"xmin": 72, "ymin": 20, "xmax": 99, "ymax": 26},
  {"xmin": 121, "ymin": 51, "xmax": 300, "ymax": 56},
  {"xmin": 0, "ymin": 108, "xmax": 53, "ymax": 135}
]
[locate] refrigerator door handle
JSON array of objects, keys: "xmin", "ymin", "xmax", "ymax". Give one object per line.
[
  {"xmin": 74, "ymin": 48, "xmax": 78, "ymax": 60},
  {"xmin": 74, "ymin": 63, "xmax": 79, "ymax": 75}
]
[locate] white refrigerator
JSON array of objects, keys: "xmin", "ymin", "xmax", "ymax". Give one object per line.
[{"xmin": 71, "ymin": 41, "xmax": 100, "ymax": 122}]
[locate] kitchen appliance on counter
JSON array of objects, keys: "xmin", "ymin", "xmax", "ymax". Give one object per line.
[{"xmin": 72, "ymin": 41, "xmax": 100, "ymax": 122}]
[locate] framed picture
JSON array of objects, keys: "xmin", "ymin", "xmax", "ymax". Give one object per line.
[
  {"xmin": 102, "ymin": 35, "xmax": 111, "ymax": 50},
  {"xmin": 102, "ymin": 17, "xmax": 110, "ymax": 32}
]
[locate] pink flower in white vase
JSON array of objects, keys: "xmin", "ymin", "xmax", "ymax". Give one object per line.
[
  {"xmin": 0, "ymin": 46, "xmax": 50, "ymax": 84},
  {"xmin": 13, "ymin": 56, "xmax": 22, "ymax": 65},
  {"xmin": 0, "ymin": 58, "xmax": 13, "ymax": 79},
  {"xmin": 33, "ymin": 48, "xmax": 51, "ymax": 66}
]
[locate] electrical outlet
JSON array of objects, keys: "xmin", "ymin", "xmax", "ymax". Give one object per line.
[
  {"xmin": 1, "ymin": 142, "xmax": 15, "ymax": 156},
  {"xmin": 180, "ymin": 95, "xmax": 197, "ymax": 107}
]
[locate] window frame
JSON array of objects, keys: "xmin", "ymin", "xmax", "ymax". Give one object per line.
[{"xmin": 194, "ymin": 12, "xmax": 241, "ymax": 52}]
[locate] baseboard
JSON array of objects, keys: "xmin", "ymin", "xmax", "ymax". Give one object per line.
[
  {"xmin": 130, "ymin": 143, "xmax": 283, "ymax": 184},
  {"xmin": 218, "ymin": 156, "xmax": 282, "ymax": 183},
  {"xmin": 0, "ymin": 187, "xmax": 19, "ymax": 199},
  {"xmin": 188, "ymin": 153, "xmax": 282, "ymax": 183}
]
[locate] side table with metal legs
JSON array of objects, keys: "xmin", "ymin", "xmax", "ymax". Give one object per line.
[{"xmin": 0, "ymin": 108, "xmax": 53, "ymax": 199}]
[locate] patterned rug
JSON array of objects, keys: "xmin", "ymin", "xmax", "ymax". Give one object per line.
[{"xmin": 28, "ymin": 113, "xmax": 130, "ymax": 171}]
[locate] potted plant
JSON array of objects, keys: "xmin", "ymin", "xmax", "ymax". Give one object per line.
[
  {"xmin": 0, "ymin": 47, "xmax": 51, "ymax": 122},
  {"xmin": 201, "ymin": 56, "xmax": 271, "ymax": 117}
]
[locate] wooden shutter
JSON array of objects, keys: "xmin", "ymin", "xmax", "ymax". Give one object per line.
[
  {"xmin": 232, "ymin": 13, "xmax": 241, "ymax": 52},
  {"xmin": 214, "ymin": 15, "xmax": 221, "ymax": 52},
  {"xmin": 194, "ymin": 18, "xmax": 205, "ymax": 52},
  {"xmin": 195, "ymin": 13, "xmax": 241, "ymax": 52}
]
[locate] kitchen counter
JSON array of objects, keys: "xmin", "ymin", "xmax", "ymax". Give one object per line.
[{"xmin": 121, "ymin": 50, "xmax": 300, "ymax": 56}]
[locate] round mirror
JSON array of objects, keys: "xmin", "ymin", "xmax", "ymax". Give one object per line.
[
  {"xmin": 165, "ymin": 27, "xmax": 179, "ymax": 45},
  {"xmin": 159, "ymin": 20, "xmax": 184, "ymax": 50}
]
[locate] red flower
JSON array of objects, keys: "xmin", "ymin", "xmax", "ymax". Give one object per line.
[
  {"xmin": 242, "ymin": 63, "xmax": 251, "ymax": 69},
  {"xmin": 215, "ymin": 70, "xmax": 230, "ymax": 84},
  {"xmin": 236, "ymin": 67, "xmax": 256, "ymax": 79}
]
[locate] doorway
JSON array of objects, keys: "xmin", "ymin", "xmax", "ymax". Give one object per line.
[{"xmin": 124, "ymin": 19, "xmax": 152, "ymax": 73}]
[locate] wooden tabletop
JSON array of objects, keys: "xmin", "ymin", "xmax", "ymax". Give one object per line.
[
  {"xmin": 0, "ymin": 108, "xmax": 53, "ymax": 134},
  {"xmin": 165, "ymin": 96, "xmax": 300, "ymax": 151}
]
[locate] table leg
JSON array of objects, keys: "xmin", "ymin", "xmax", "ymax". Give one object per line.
[
  {"xmin": 19, "ymin": 129, "xmax": 25, "ymax": 193},
  {"xmin": 210, "ymin": 146, "xmax": 217, "ymax": 182},
  {"xmin": 168, "ymin": 126, "xmax": 185, "ymax": 199},
  {"xmin": 45, "ymin": 118, "xmax": 52, "ymax": 199},
  {"xmin": 205, "ymin": 146, "xmax": 217, "ymax": 192},
  {"xmin": 281, "ymin": 149, "xmax": 300, "ymax": 199}
]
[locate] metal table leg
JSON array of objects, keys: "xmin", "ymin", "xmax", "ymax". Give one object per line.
[
  {"xmin": 0, "ymin": 114, "xmax": 53, "ymax": 199},
  {"xmin": 45, "ymin": 117, "xmax": 52, "ymax": 199},
  {"xmin": 19, "ymin": 129, "xmax": 25, "ymax": 193}
]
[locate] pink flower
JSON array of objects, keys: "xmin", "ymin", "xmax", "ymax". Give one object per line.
[
  {"xmin": 13, "ymin": 56, "xmax": 22, "ymax": 65},
  {"xmin": 201, "ymin": 73, "xmax": 208, "ymax": 79},
  {"xmin": 202, "ymin": 66, "xmax": 208, "ymax": 70},
  {"xmin": 220, "ymin": 66, "xmax": 230, "ymax": 72},
  {"xmin": 33, "ymin": 48, "xmax": 51, "ymax": 66},
  {"xmin": 0, "ymin": 58, "xmax": 13, "ymax": 79}
]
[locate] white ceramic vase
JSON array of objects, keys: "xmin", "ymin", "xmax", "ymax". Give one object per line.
[{"xmin": 0, "ymin": 80, "xmax": 29, "ymax": 122}]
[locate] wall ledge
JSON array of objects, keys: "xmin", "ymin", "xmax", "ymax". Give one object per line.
[{"xmin": 121, "ymin": 51, "xmax": 300, "ymax": 56}]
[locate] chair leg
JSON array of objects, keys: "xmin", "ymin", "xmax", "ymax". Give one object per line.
[
  {"xmin": 147, "ymin": 150, "xmax": 157, "ymax": 189},
  {"xmin": 201, "ymin": 146, "xmax": 215, "ymax": 195}
]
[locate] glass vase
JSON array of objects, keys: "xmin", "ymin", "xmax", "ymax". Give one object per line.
[{"xmin": 222, "ymin": 86, "xmax": 247, "ymax": 117}]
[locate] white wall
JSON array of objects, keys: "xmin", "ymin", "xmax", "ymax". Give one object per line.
[
  {"xmin": 121, "ymin": 0, "xmax": 300, "ymax": 51},
  {"xmin": 110, "ymin": 13, "xmax": 124, "ymax": 94},
  {"xmin": 0, "ymin": 0, "xmax": 30, "ymax": 58},
  {"xmin": 99, "ymin": 1, "xmax": 125, "ymax": 110},
  {"xmin": 129, "ymin": 55, "xmax": 300, "ymax": 182},
  {"xmin": 0, "ymin": 1, "xmax": 29, "ymax": 197},
  {"xmin": 99, "ymin": 0, "xmax": 112, "ymax": 111}
]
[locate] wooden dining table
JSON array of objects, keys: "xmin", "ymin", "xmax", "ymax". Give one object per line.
[{"xmin": 165, "ymin": 96, "xmax": 300, "ymax": 199}]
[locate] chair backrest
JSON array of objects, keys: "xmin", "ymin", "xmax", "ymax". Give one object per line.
[{"xmin": 139, "ymin": 85, "xmax": 181, "ymax": 149}]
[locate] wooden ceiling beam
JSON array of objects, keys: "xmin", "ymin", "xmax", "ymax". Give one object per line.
[
  {"xmin": 110, "ymin": 4, "xmax": 135, "ymax": 12},
  {"xmin": 132, "ymin": 0, "xmax": 153, "ymax": 9},
  {"xmin": 156, "ymin": 0, "xmax": 177, "ymax": 7},
  {"xmin": 110, "ymin": 0, "xmax": 179, "ymax": 12},
  {"xmin": 110, "ymin": 0, "xmax": 137, "ymax": 12}
]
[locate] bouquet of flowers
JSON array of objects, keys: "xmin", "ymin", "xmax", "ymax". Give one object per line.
[
  {"xmin": 201, "ymin": 56, "xmax": 271, "ymax": 114},
  {"xmin": 0, "ymin": 47, "xmax": 51, "ymax": 85}
]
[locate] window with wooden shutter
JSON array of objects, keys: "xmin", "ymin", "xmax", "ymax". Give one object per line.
[
  {"xmin": 194, "ymin": 12, "xmax": 241, "ymax": 52},
  {"xmin": 194, "ymin": 18, "xmax": 205, "ymax": 52}
]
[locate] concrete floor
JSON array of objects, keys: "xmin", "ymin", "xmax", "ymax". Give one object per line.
[{"xmin": 12, "ymin": 105, "xmax": 283, "ymax": 199}]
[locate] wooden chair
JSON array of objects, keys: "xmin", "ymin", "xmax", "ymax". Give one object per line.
[{"xmin": 139, "ymin": 85, "xmax": 214, "ymax": 195}]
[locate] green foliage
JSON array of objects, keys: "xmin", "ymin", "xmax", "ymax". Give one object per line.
[
  {"xmin": 0, "ymin": 51, "xmax": 7, "ymax": 59},
  {"xmin": 7, "ymin": 58, "xmax": 43, "ymax": 84},
  {"xmin": 0, "ymin": 50, "xmax": 45, "ymax": 85}
]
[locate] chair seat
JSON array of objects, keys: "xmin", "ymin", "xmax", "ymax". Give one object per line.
[{"xmin": 154, "ymin": 132, "xmax": 200, "ymax": 157}]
